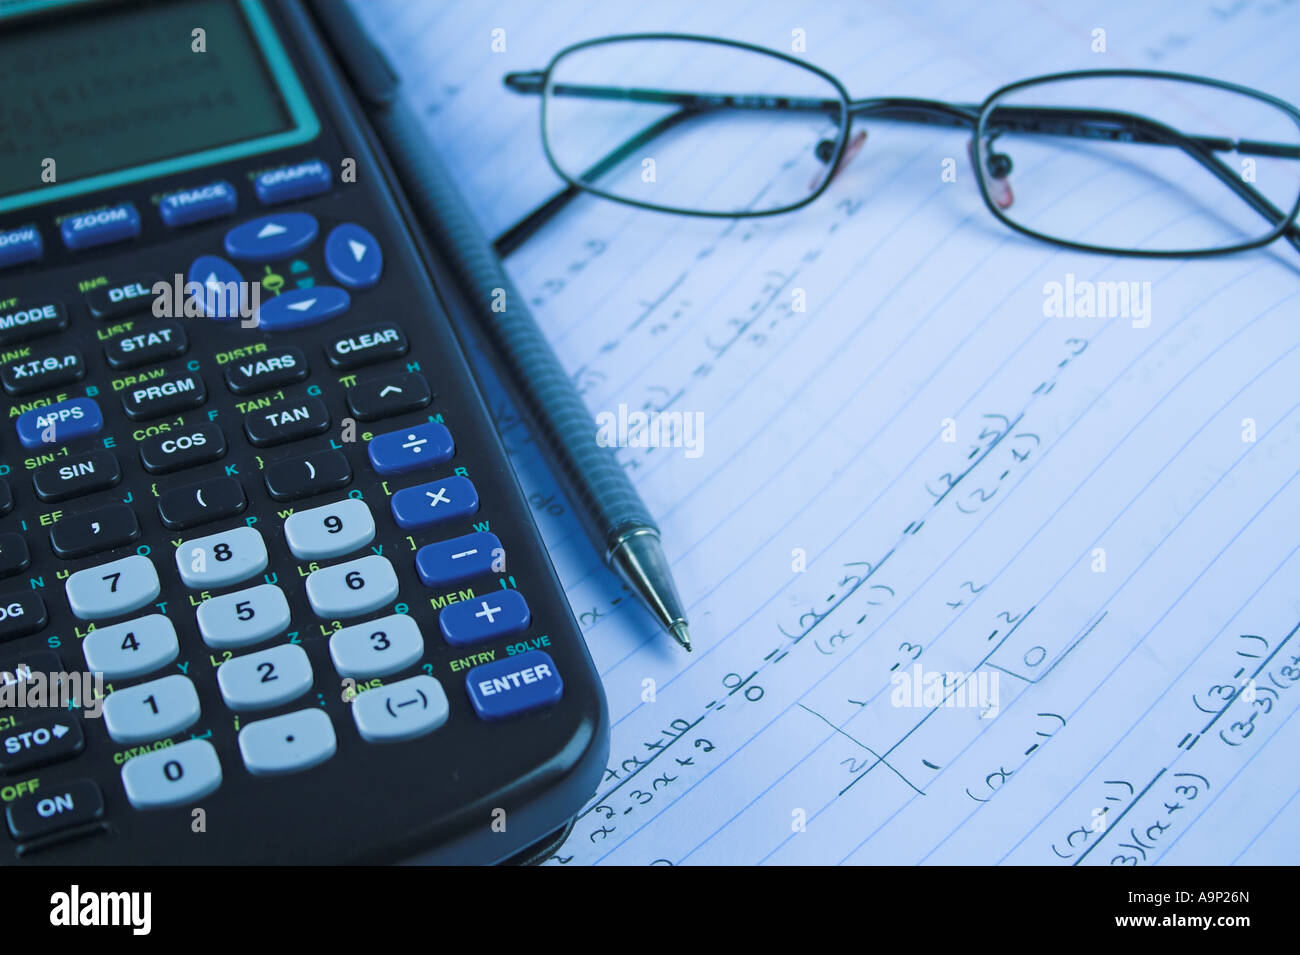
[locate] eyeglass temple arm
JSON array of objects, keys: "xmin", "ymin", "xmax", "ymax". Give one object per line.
[{"xmin": 494, "ymin": 107, "xmax": 701, "ymax": 256}]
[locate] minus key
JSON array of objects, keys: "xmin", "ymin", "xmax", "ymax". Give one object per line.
[{"xmin": 415, "ymin": 531, "xmax": 502, "ymax": 588}]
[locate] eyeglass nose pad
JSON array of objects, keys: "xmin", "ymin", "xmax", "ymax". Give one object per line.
[
  {"xmin": 810, "ymin": 130, "xmax": 868, "ymax": 192},
  {"xmin": 969, "ymin": 140, "xmax": 1015, "ymax": 210}
]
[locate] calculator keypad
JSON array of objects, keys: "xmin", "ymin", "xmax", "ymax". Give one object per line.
[
  {"xmin": 175, "ymin": 526, "xmax": 268, "ymax": 589},
  {"xmin": 216, "ymin": 643, "xmax": 313, "ymax": 711},
  {"xmin": 102, "ymin": 674, "xmax": 201, "ymax": 745},
  {"xmin": 120, "ymin": 739, "xmax": 222, "ymax": 810},
  {"xmin": 1, "ymin": 162, "xmax": 584, "ymax": 862},
  {"xmin": 304, "ymin": 554, "xmax": 398, "ymax": 619},
  {"xmin": 65, "ymin": 554, "xmax": 160, "ymax": 620},
  {"xmin": 195, "ymin": 583, "xmax": 291, "ymax": 650}
]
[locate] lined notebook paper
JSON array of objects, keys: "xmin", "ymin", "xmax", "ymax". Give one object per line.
[{"xmin": 353, "ymin": 0, "xmax": 1300, "ymax": 865}]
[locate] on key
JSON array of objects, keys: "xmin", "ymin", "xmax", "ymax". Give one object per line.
[
  {"xmin": 50, "ymin": 504, "xmax": 140, "ymax": 559},
  {"xmin": 264, "ymin": 450, "xmax": 351, "ymax": 502},
  {"xmin": 346, "ymin": 372, "xmax": 431, "ymax": 421},
  {"xmin": 5, "ymin": 779, "xmax": 103, "ymax": 842},
  {"xmin": 157, "ymin": 477, "xmax": 247, "ymax": 530},
  {"xmin": 138, "ymin": 423, "xmax": 226, "ymax": 474},
  {"xmin": 244, "ymin": 396, "xmax": 330, "ymax": 447},
  {"xmin": 1, "ymin": 346, "xmax": 85, "ymax": 396},
  {"xmin": 32, "ymin": 450, "xmax": 121, "ymax": 503},
  {"xmin": 121, "ymin": 371, "xmax": 206, "ymax": 420}
]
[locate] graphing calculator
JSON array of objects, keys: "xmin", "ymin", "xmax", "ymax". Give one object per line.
[{"xmin": 0, "ymin": 0, "xmax": 608, "ymax": 865}]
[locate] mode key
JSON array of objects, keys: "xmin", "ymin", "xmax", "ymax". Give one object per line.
[
  {"xmin": 1, "ymin": 346, "xmax": 85, "ymax": 397},
  {"xmin": 103, "ymin": 321, "xmax": 188, "ymax": 369},
  {"xmin": 85, "ymin": 273, "xmax": 161, "ymax": 320},
  {"xmin": 120, "ymin": 371, "xmax": 206, "ymax": 420},
  {"xmin": 244, "ymin": 396, "xmax": 330, "ymax": 447},
  {"xmin": 326, "ymin": 323, "xmax": 408, "ymax": 370},
  {"xmin": 138, "ymin": 423, "xmax": 227, "ymax": 474},
  {"xmin": 0, "ymin": 300, "xmax": 68, "ymax": 346},
  {"xmin": 32, "ymin": 450, "xmax": 121, "ymax": 503},
  {"xmin": 223, "ymin": 345, "xmax": 309, "ymax": 395}
]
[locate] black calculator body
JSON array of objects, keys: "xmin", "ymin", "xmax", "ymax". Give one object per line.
[{"xmin": 0, "ymin": 0, "xmax": 607, "ymax": 865}]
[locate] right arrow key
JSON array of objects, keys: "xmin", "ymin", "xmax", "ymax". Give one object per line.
[{"xmin": 346, "ymin": 372, "xmax": 431, "ymax": 422}]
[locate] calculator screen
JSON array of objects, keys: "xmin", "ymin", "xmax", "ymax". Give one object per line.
[{"xmin": 0, "ymin": 0, "xmax": 319, "ymax": 212}]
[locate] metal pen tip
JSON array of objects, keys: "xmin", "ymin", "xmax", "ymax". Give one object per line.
[{"xmin": 670, "ymin": 622, "xmax": 692, "ymax": 652}]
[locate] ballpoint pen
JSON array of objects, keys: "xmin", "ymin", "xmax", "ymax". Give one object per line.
[{"xmin": 315, "ymin": 0, "xmax": 692, "ymax": 651}]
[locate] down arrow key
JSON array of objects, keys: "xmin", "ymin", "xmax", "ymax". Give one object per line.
[{"xmin": 346, "ymin": 372, "xmax": 431, "ymax": 422}]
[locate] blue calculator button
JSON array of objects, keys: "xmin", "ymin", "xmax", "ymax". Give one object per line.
[
  {"xmin": 223, "ymin": 212, "xmax": 318, "ymax": 262},
  {"xmin": 324, "ymin": 224, "xmax": 384, "ymax": 289},
  {"xmin": 368, "ymin": 422, "xmax": 455, "ymax": 475},
  {"xmin": 60, "ymin": 203, "xmax": 141, "ymax": 251},
  {"xmin": 15, "ymin": 398, "xmax": 103, "ymax": 449},
  {"xmin": 466, "ymin": 650, "xmax": 563, "ymax": 721},
  {"xmin": 187, "ymin": 254, "xmax": 247, "ymax": 319},
  {"xmin": 0, "ymin": 224, "xmax": 42, "ymax": 269},
  {"xmin": 160, "ymin": 180, "xmax": 237, "ymax": 227},
  {"xmin": 257, "ymin": 286, "xmax": 350, "ymax": 332},
  {"xmin": 416, "ymin": 531, "xmax": 502, "ymax": 588},
  {"xmin": 390, "ymin": 475, "xmax": 479, "ymax": 530},
  {"xmin": 440, "ymin": 590, "xmax": 530, "ymax": 647},
  {"xmin": 254, "ymin": 158, "xmax": 331, "ymax": 205}
]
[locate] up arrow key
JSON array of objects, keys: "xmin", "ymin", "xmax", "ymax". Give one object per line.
[
  {"xmin": 347, "ymin": 372, "xmax": 431, "ymax": 421},
  {"xmin": 257, "ymin": 222, "xmax": 288, "ymax": 238}
]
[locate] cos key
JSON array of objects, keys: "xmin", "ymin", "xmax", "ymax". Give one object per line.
[{"xmin": 138, "ymin": 423, "xmax": 227, "ymax": 474}]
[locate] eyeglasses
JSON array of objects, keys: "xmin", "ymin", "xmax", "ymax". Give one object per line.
[{"xmin": 496, "ymin": 33, "xmax": 1300, "ymax": 259}]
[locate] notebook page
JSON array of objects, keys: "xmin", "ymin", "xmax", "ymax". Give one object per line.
[{"xmin": 353, "ymin": 0, "xmax": 1300, "ymax": 865}]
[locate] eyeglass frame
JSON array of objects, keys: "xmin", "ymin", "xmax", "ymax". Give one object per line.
[{"xmin": 497, "ymin": 33, "xmax": 1300, "ymax": 260}]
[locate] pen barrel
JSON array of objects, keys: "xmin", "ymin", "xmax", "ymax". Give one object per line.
[{"xmin": 376, "ymin": 102, "xmax": 658, "ymax": 556}]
